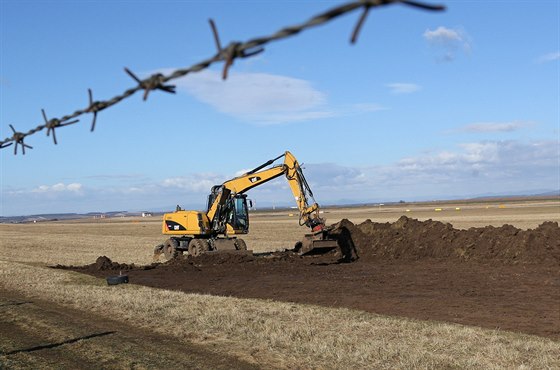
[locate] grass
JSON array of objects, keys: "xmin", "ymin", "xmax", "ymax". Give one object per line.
[{"xmin": 1, "ymin": 200, "xmax": 559, "ymax": 368}]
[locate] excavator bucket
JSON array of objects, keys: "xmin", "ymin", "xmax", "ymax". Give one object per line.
[{"xmin": 296, "ymin": 230, "xmax": 339, "ymax": 256}]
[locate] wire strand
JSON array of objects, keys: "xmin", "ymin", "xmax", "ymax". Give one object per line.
[{"xmin": 0, "ymin": 0, "xmax": 444, "ymax": 154}]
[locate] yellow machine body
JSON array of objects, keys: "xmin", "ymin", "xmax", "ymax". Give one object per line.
[
  {"xmin": 162, "ymin": 210, "xmax": 247, "ymax": 236},
  {"xmin": 162, "ymin": 210, "xmax": 211, "ymax": 236}
]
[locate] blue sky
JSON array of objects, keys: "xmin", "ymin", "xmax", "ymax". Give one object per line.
[{"xmin": 1, "ymin": 0, "xmax": 558, "ymax": 216}]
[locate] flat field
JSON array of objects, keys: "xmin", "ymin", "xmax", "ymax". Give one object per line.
[{"xmin": 1, "ymin": 198, "xmax": 559, "ymax": 368}]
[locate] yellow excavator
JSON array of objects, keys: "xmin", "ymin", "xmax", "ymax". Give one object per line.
[{"xmin": 153, "ymin": 151, "xmax": 338, "ymax": 260}]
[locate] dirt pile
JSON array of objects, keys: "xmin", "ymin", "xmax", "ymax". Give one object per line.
[
  {"xmin": 330, "ymin": 216, "xmax": 560, "ymax": 264},
  {"xmin": 56, "ymin": 256, "xmax": 153, "ymax": 273},
  {"xmin": 57, "ymin": 255, "xmax": 206, "ymax": 273},
  {"xmin": 94, "ymin": 256, "xmax": 135, "ymax": 271}
]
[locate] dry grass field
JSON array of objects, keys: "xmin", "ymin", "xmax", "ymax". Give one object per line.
[{"xmin": 1, "ymin": 198, "xmax": 559, "ymax": 368}]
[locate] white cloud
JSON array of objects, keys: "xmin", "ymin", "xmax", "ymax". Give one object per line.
[
  {"xmin": 31, "ymin": 182, "xmax": 83, "ymax": 194},
  {"xmin": 176, "ymin": 70, "xmax": 332, "ymax": 124},
  {"xmin": 303, "ymin": 140, "xmax": 559, "ymax": 202},
  {"xmin": 424, "ymin": 26, "xmax": 462, "ymax": 43},
  {"xmin": 393, "ymin": 140, "xmax": 557, "ymax": 184},
  {"xmin": 386, "ymin": 83, "xmax": 421, "ymax": 94},
  {"xmin": 170, "ymin": 70, "xmax": 383, "ymax": 124},
  {"xmin": 66, "ymin": 183, "xmax": 83, "ymax": 192},
  {"xmin": 161, "ymin": 173, "xmax": 223, "ymax": 193},
  {"xmin": 423, "ymin": 26, "xmax": 471, "ymax": 62},
  {"xmin": 536, "ymin": 51, "xmax": 560, "ymax": 63},
  {"xmin": 459, "ymin": 121, "xmax": 532, "ymax": 133},
  {"xmin": 4, "ymin": 182, "xmax": 85, "ymax": 213}
]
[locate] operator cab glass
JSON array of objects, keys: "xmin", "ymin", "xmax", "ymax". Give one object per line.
[{"xmin": 229, "ymin": 195, "xmax": 249, "ymax": 232}]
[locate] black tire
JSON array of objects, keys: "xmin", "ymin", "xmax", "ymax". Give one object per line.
[
  {"xmin": 106, "ymin": 275, "xmax": 129, "ymax": 285},
  {"xmin": 163, "ymin": 238, "xmax": 180, "ymax": 260},
  {"xmin": 235, "ymin": 239, "xmax": 248, "ymax": 251},
  {"xmin": 198, "ymin": 239, "xmax": 210, "ymax": 253},
  {"xmin": 189, "ymin": 239, "xmax": 210, "ymax": 257},
  {"xmin": 188, "ymin": 239, "xmax": 201, "ymax": 257}
]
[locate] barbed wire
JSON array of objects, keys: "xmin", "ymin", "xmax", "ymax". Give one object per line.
[{"xmin": 0, "ymin": 0, "xmax": 444, "ymax": 155}]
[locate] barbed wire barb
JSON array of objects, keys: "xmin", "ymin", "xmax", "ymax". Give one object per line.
[
  {"xmin": 209, "ymin": 19, "xmax": 265, "ymax": 80},
  {"xmin": 86, "ymin": 89, "xmax": 106, "ymax": 132},
  {"xmin": 0, "ymin": 0, "xmax": 445, "ymax": 154},
  {"xmin": 8, "ymin": 124, "xmax": 33, "ymax": 155},
  {"xmin": 42, "ymin": 109, "xmax": 79, "ymax": 145},
  {"xmin": 124, "ymin": 68, "xmax": 176, "ymax": 101},
  {"xmin": 351, "ymin": 5, "xmax": 371, "ymax": 44}
]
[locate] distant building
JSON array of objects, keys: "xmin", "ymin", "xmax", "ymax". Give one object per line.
[{"xmin": 142, "ymin": 212, "xmax": 153, "ymax": 217}]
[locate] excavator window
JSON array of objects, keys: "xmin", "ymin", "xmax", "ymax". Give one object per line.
[{"xmin": 228, "ymin": 196, "xmax": 249, "ymax": 231}]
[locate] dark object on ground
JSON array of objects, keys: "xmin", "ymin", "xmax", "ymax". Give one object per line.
[{"xmin": 106, "ymin": 275, "xmax": 129, "ymax": 285}]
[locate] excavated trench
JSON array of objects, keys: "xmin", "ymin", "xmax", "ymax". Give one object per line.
[{"xmin": 60, "ymin": 216, "xmax": 560, "ymax": 339}]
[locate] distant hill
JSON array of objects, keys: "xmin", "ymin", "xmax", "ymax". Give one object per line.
[
  {"xmin": 0, "ymin": 211, "xmax": 161, "ymax": 224},
  {"xmin": 0, "ymin": 213, "xmax": 88, "ymax": 224}
]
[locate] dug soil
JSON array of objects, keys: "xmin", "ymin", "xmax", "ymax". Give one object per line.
[{"xmin": 63, "ymin": 216, "xmax": 560, "ymax": 339}]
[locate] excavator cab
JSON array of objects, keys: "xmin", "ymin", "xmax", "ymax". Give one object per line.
[
  {"xmin": 226, "ymin": 195, "xmax": 250, "ymax": 233},
  {"xmin": 207, "ymin": 186, "xmax": 250, "ymax": 235}
]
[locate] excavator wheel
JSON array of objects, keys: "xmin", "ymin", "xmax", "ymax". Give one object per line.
[
  {"xmin": 188, "ymin": 239, "xmax": 209, "ymax": 257},
  {"xmin": 235, "ymin": 239, "xmax": 247, "ymax": 251},
  {"xmin": 163, "ymin": 238, "xmax": 180, "ymax": 260},
  {"xmin": 198, "ymin": 239, "xmax": 210, "ymax": 253}
]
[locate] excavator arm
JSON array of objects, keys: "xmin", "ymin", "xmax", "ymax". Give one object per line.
[
  {"xmin": 207, "ymin": 151, "xmax": 325, "ymax": 233},
  {"xmin": 282, "ymin": 151, "xmax": 324, "ymax": 230}
]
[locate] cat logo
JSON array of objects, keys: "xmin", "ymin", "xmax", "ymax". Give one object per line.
[{"xmin": 249, "ymin": 176, "xmax": 261, "ymax": 183}]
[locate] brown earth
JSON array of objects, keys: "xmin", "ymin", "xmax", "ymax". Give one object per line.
[
  {"xmin": 63, "ymin": 216, "xmax": 560, "ymax": 339},
  {"xmin": 333, "ymin": 216, "xmax": 560, "ymax": 264}
]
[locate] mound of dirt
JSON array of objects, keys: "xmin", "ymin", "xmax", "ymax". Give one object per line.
[
  {"xmin": 330, "ymin": 216, "xmax": 560, "ymax": 264},
  {"xmin": 90, "ymin": 255, "xmax": 202, "ymax": 273},
  {"xmin": 94, "ymin": 256, "xmax": 134, "ymax": 271},
  {"xmin": 55, "ymin": 256, "xmax": 153, "ymax": 273}
]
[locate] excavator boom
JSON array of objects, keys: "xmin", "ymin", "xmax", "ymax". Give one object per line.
[{"xmin": 216, "ymin": 151, "xmax": 325, "ymax": 229}]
